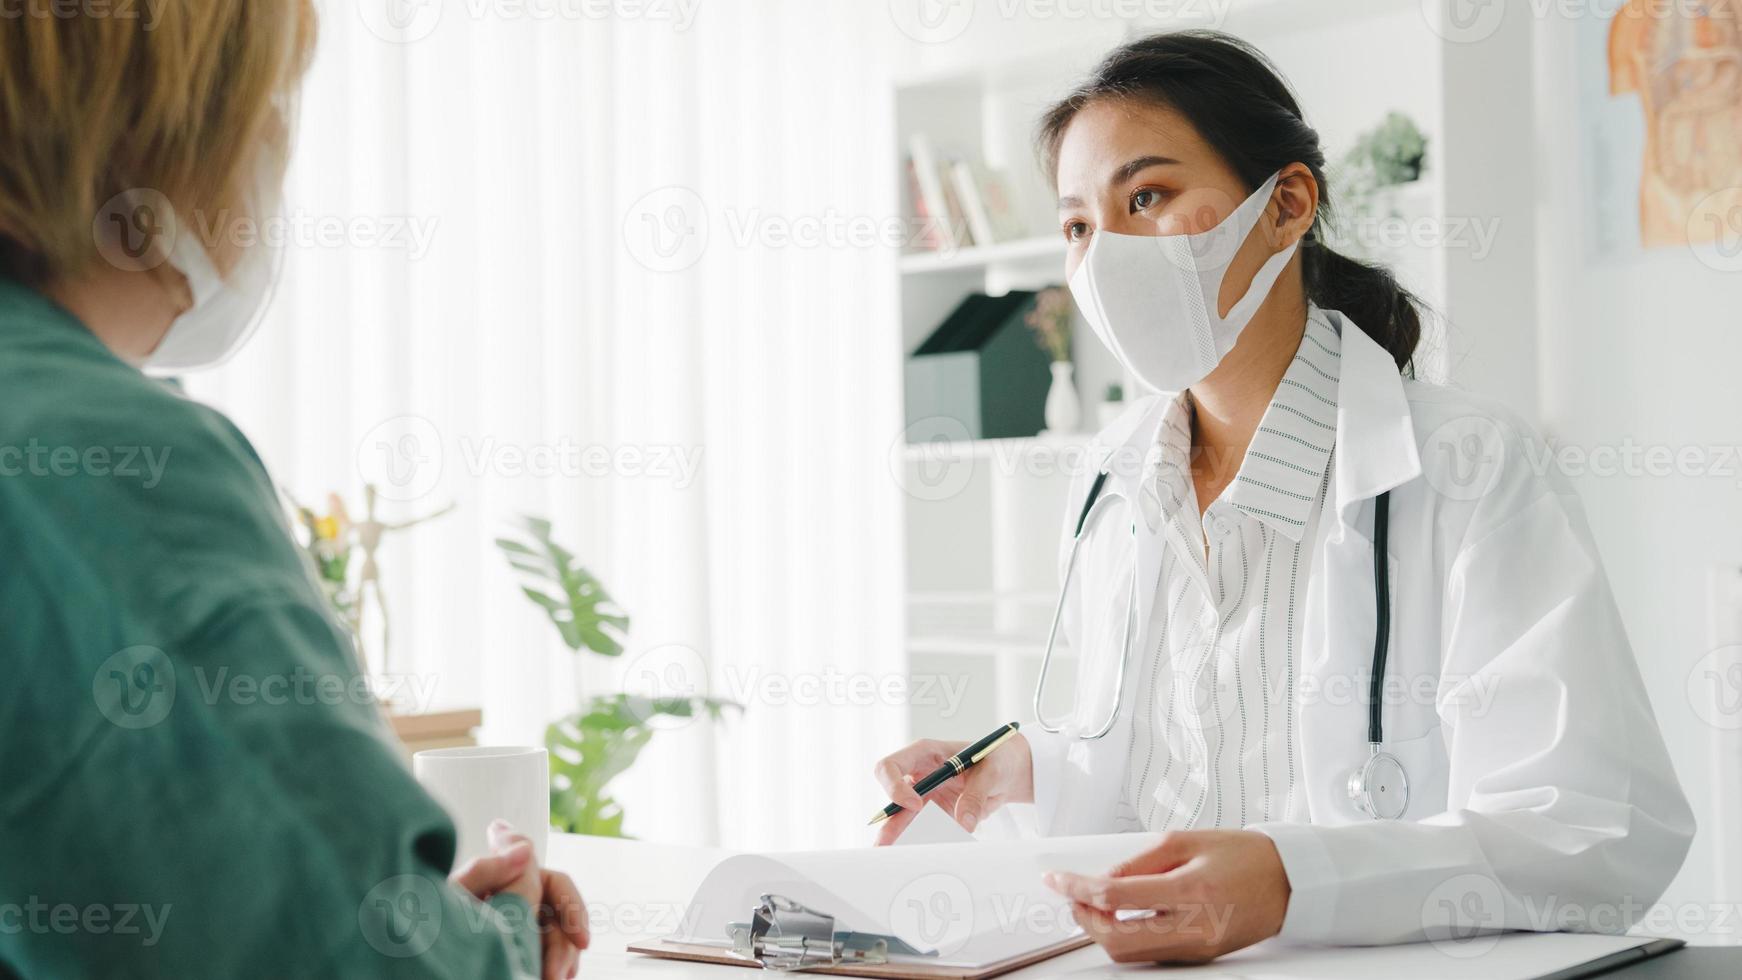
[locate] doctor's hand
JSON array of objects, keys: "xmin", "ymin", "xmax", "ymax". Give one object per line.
[
  {"xmin": 450, "ymin": 820, "xmax": 591, "ymax": 980},
  {"xmin": 871, "ymin": 735, "xmax": 1033, "ymax": 846},
  {"xmin": 1043, "ymin": 830, "xmax": 1289, "ymax": 965}
]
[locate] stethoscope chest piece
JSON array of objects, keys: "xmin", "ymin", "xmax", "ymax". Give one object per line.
[{"xmin": 1347, "ymin": 748, "xmax": 1409, "ymax": 820}]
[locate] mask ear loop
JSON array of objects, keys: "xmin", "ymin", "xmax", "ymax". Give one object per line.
[
  {"xmin": 1217, "ymin": 242, "xmax": 1301, "ymax": 355},
  {"xmin": 1201, "ymin": 174, "xmax": 1302, "ymax": 359}
]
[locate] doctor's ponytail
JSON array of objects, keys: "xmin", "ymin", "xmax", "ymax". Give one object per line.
[{"xmin": 1038, "ymin": 30, "xmax": 1424, "ymax": 374}]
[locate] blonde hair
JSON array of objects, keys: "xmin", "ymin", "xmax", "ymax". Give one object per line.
[{"xmin": 0, "ymin": 0, "xmax": 318, "ymax": 286}]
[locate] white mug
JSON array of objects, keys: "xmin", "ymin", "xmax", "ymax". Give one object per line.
[{"xmin": 413, "ymin": 745, "xmax": 550, "ymax": 867}]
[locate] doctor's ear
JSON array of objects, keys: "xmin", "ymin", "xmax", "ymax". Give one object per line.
[{"xmin": 1269, "ymin": 164, "xmax": 1319, "ymax": 249}]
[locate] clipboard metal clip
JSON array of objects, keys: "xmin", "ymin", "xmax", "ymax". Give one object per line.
[{"xmin": 730, "ymin": 894, "xmax": 890, "ymax": 972}]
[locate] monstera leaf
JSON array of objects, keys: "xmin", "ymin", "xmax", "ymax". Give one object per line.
[
  {"xmin": 496, "ymin": 516, "xmax": 629, "ymax": 656},
  {"xmin": 502, "ymin": 514, "xmax": 743, "ymax": 837},
  {"xmin": 545, "ymin": 693, "xmax": 738, "ymax": 838}
]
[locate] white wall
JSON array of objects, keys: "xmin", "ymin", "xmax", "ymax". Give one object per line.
[
  {"xmin": 1534, "ymin": 10, "xmax": 1742, "ymax": 920},
  {"xmin": 1256, "ymin": 10, "xmax": 1442, "ymax": 167}
]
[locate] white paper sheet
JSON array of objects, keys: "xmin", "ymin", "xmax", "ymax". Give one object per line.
[
  {"xmin": 675, "ymin": 833, "xmax": 1163, "ymax": 967},
  {"xmin": 891, "ymin": 803, "xmax": 977, "ymax": 847}
]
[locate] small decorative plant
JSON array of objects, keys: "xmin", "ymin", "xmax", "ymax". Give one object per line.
[
  {"xmin": 1343, "ymin": 111, "xmax": 1428, "ymax": 191},
  {"xmin": 1332, "ymin": 111, "xmax": 1430, "ymax": 261},
  {"xmin": 497, "ymin": 516, "xmax": 734, "ymax": 838},
  {"xmin": 1026, "ymin": 287, "xmax": 1073, "ymax": 363},
  {"xmin": 293, "ymin": 494, "xmax": 361, "ymax": 634},
  {"xmin": 1338, "ymin": 113, "xmax": 1429, "ymax": 226}
]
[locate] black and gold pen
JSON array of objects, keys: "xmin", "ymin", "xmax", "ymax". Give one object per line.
[{"xmin": 867, "ymin": 721, "xmax": 1021, "ymax": 826}]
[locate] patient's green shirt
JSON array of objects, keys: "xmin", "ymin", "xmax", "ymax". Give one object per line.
[{"xmin": 0, "ymin": 278, "xmax": 540, "ymax": 978}]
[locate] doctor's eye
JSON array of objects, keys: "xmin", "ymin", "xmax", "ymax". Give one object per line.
[
  {"xmin": 1128, "ymin": 186, "xmax": 1171, "ymax": 214},
  {"xmin": 1062, "ymin": 219, "xmax": 1090, "ymax": 244}
]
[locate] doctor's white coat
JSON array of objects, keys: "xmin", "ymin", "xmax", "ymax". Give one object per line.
[{"xmin": 1028, "ymin": 309, "xmax": 1694, "ymax": 944}]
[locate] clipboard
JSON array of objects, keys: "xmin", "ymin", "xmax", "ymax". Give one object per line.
[
  {"xmin": 624, "ymin": 830, "xmax": 1163, "ymax": 977},
  {"xmin": 628, "ymin": 893, "xmax": 1093, "ymax": 978}
]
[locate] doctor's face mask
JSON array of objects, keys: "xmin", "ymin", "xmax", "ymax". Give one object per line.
[{"xmin": 1065, "ymin": 172, "xmax": 1298, "ymax": 393}]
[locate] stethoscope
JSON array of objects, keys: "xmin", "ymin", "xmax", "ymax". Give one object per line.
[{"xmin": 1032, "ymin": 466, "xmax": 1408, "ymax": 820}]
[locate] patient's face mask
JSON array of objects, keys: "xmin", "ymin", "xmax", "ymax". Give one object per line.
[
  {"xmin": 1067, "ymin": 172, "xmax": 1298, "ymax": 393},
  {"xmin": 143, "ymin": 172, "xmax": 286, "ymax": 375}
]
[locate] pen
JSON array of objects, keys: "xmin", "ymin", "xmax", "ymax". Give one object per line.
[{"xmin": 867, "ymin": 721, "xmax": 1021, "ymax": 826}]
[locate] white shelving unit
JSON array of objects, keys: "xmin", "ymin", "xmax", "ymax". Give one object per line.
[
  {"xmin": 892, "ymin": 43, "xmax": 1126, "ymax": 740},
  {"xmin": 902, "ymin": 436, "xmax": 1083, "ymax": 740},
  {"xmin": 892, "ymin": 0, "xmax": 1528, "ymax": 740}
]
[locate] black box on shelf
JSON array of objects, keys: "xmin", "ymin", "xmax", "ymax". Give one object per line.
[{"xmin": 904, "ymin": 290, "xmax": 1050, "ymax": 442}]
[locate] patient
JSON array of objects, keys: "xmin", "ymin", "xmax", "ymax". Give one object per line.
[{"xmin": 0, "ymin": 4, "xmax": 584, "ymax": 977}]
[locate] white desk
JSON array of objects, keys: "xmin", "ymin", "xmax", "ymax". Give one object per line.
[{"xmin": 544, "ymin": 833, "xmax": 1719, "ymax": 980}]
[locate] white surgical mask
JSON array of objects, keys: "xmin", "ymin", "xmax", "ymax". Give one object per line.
[
  {"xmin": 1067, "ymin": 172, "xmax": 1298, "ymax": 392},
  {"xmin": 144, "ymin": 178, "xmax": 285, "ymax": 375}
]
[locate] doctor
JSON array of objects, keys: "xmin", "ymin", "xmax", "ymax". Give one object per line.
[{"xmin": 874, "ymin": 31, "xmax": 1693, "ymax": 964}]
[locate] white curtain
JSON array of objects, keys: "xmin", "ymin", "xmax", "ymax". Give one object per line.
[{"xmin": 188, "ymin": 0, "xmax": 904, "ymax": 850}]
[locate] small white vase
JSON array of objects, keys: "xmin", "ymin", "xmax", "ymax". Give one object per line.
[{"xmin": 1044, "ymin": 361, "xmax": 1080, "ymax": 435}]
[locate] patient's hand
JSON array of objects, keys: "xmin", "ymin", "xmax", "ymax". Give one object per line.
[
  {"xmin": 1042, "ymin": 830, "xmax": 1289, "ymax": 964},
  {"xmin": 450, "ymin": 820, "xmax": 591, "ymax": 979},
  {"xmin": 871, "ymin": 735, "xmax": 1034, "ymax": 846}
]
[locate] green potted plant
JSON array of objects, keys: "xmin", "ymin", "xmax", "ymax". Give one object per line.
[
  {"xmin": 1097, "ymin": 382, "xmax": 1126, "ymax": 429},
  {"xmin": 496, "ymin": 516, "xmax": 734, "ymax": 837},
  {"xmin": 1343, "ymin": 111, "xmax": 1428, "ymax": 193},
  {"xmin": 1335, "ymin": 111, "xmax": 1431, "ymax": 262}
]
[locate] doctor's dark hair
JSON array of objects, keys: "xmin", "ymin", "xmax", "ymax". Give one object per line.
[{"xmin": 1037, "ymin": 31, "xmax": 1423, "ymax": 374}]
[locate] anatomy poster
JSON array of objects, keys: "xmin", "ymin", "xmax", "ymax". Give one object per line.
[{"xmin": 1582, "ymin": 1, "xmax": 1742, "ymax": 260}]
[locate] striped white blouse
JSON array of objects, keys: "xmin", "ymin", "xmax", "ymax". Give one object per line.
[{"xmin": 1117, "ymin": 310, "xmax": 1341, "ymax": 831}]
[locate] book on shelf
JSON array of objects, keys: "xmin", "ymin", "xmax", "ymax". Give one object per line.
[
  {"xmin": 976, "ymin": 166, "xmax": 1030, "ymax": 242},
  {"xmin": 906, "ymin": 132, "xmax": 962, "ymax": 251},
  {"xmin": 906, "ymin": 159, "xmax": 947, "ymax": 251},
  {"xmin": 949, "ymin": 159, "xmax": 998, "ymax": 248},
  {"xmin": 907, "ymin": 133, "xmax": 1036, "ymax": 253}
]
